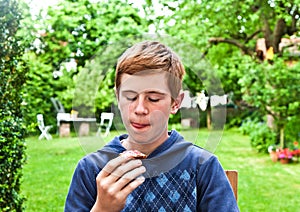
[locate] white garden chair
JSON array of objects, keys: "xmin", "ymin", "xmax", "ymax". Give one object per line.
[
  {"xmin": 96, "ymin": 112, "xmax": 114, "ymax": 137},
  {"xmin": 37, "ymin": 114, "xmax": 53, "ymax": 140}
]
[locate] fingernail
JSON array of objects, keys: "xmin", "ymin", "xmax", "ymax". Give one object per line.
[
  {"xmin": 137, "ymin": 176, "xmax": 145, "ymax": 182},
  {"xmin": 141, "ymin": 166, "xmax": 146, "ymax": 172}
]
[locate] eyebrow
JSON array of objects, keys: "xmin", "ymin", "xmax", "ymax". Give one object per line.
[{"xmin": 121, "ymin": 90, "xmax": 167, "ymax": 95}]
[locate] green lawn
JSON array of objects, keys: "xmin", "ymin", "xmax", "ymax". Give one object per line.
[{"xmin": 21, "ymin": 128, "xmax": 300, "ymax": 211}]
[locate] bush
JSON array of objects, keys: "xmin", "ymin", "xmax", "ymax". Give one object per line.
[
  {"xmin": 0, "ymin": 115, "xmax": 27, "ymax": 211},
  {"xmin": 285, "ymin": 115, "xmax": 300, "ymax": 144},
  {"xmin": 0, "ymin": 0, "xmax": 28, "ymax": 210},
  {"xmin": 240, "ymin": 118, "xmax": 276, "ymax": 153}
]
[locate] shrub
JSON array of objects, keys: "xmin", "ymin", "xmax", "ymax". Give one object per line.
[
  {"xmin": 285, "ymin": 115, "xmax": 300, "ymax": 144},
  {"xmin": 0, "ymin": 0, "xmax": 28, "ymax": 210},
  {"xmin": 240, "ymin": 118, "xmax": 276, "ymax": 153}
]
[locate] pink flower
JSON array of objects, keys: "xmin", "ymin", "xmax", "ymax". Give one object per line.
[{"xmin": 278, "ymin": 148, "xmax": 293, "ymax": 159}]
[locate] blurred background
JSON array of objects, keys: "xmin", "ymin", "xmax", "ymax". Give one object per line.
[{"xmin": 1, "ymin": 0, "xmax": 299, "ymax": 211}]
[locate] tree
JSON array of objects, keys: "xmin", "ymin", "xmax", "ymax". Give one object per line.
[
  {"xmin": 149, "ymin": 0, "xmax": 300, "ymax": 148},
  {"xmin": 238, "ymin": 57, "xmax": 300, "ymax": 148},
  {"xmin": 0, "ymin": 0, "xmax": 29, "ymax": 210},
  {"xmin": 23, "ymin": 0, "xmax": 148, "ymax": 128}
]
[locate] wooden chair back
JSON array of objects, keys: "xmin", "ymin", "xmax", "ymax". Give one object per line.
[{"xmin": 225, "ymin": 170, "xmax": 238, "ymax": 201}]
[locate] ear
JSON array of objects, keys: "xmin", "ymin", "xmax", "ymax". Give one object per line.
[{"xmin": 170, "ymin": 92, "xmax": 184, "ymax": 114}]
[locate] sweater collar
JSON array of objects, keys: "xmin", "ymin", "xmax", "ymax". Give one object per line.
[
  {"xmin": 102, "ymin": 130, "xmax": 184, "ymax": 158},
  {"xmin": 98, "ymin": 130, "xmax": 194, "ymax": 178}
]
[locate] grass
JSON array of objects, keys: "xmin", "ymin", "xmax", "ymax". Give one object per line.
[
  {"xmin": 212, "ymin": 129, "xmax": 300, "ymax": 211},
  {"xmin": 21, "ymin": 128, "xmax": 300, "ymax": 211},
  {"xmin": 21, "ymin": 136, "xmax": 84, "ymax": 211}
]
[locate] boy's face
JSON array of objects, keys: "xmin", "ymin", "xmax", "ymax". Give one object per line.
[{"xmin": 117, "ymin": 72, "xmax": 181, "ymax": 145}]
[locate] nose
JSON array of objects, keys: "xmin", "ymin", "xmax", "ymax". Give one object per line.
[{"xmin": 134, "ymin": 97, "xmax": 148, "ymax": 115}]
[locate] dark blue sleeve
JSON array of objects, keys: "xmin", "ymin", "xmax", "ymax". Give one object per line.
[
  {"xmin": 197, "ymin": 156, "xmax": 239, "ymax": 211},
  {"xmin": 64, "ymin": 157, "xmax": 99, "ymax": 212}
]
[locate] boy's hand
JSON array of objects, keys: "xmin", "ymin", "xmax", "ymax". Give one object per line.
[{"xmin": 91, "ymin": 155, "xmax": 146, "ymax": 212}]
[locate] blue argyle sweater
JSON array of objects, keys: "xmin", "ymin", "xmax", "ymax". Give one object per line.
[{"xmin": 65, "ymin": 130, "xmax": 239, "ymax": 211}]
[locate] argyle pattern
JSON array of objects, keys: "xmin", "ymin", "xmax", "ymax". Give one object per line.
[{"xmin": 122, "ymin": 169, "xmax": 197, "ymax": 212}]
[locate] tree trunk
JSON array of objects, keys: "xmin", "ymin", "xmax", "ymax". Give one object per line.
[
  {"xmin": 207, "ymin": 109, "xmax": 211, "ymax": 130},
  {"xmin": 263, "ymin": 16, "xmax": 273, "ymax": 49},
  {"xmin": 273, "ymin": 18, "xmax": 286, "ymax": 53},
  {"xmin": 267, "ymin": 114, "xmax": 275, "ymax": 129}
]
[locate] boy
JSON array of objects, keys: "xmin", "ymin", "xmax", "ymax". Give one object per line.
[{"xmin": 65, "ymin": 41, "xmax": 239, "ymax": 211}]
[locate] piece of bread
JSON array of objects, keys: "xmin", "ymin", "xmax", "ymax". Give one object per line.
[{"xmin": 120, "ymin": 150, "xmax": 147, "ymax": 159}]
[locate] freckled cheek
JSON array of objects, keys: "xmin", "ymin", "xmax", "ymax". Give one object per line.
[
  {"xmin": 121, "ymin": 101, "xmax": 148, "ymax": 113},
  {"xmin": 128, "ymin": 103, "xmax": 135, "ymax": 111}
]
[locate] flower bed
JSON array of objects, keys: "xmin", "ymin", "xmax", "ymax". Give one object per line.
[{"xmin": 268, "ymin": 141, "xmax": 300, "ymax": 164}]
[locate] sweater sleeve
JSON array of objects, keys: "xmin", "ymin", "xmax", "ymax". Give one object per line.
[
  {"xmin": 197, "ymin": 156, "xmax": 239, "ymax": 211},
  {"xmin": 64, "ymin": 157, "xmax": 99, "ymax": 212}
]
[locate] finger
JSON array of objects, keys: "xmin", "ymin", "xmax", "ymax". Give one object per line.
[
  {"xmin": 113, "ymin": 166, "xmax": 146, "ymax": 191},
  {"xmin": 111, "ymin": 159, "xmax": 143, "ymax": 179},
  {"xmin": 120, "ymin": 176, "xmax": 146, "ymax": 197},
  {"xmin": 103, "ymin": 159, "xmax": 143, "ymax": 187},
  {"xmin": 98, "ymin": 156, "xmax": 132, "ymax": 178}
]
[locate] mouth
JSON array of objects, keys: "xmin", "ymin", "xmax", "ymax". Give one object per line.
[{"xmin": 131, "ymin": 122, "xmax": 150, "ymax": 130}]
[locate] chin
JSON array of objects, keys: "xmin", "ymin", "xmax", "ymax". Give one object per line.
[{"xmin": 128, "ymin": 133, "xmax": 155, "ymax": 145}]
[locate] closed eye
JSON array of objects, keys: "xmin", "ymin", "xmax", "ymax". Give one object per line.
[
  {"xmin": 126, "ymin": 96, "xmax": 137, "ymax": 101},
  {"xmin": 148, "ymin": 97, "xmax": 159, "ymax": 102}
]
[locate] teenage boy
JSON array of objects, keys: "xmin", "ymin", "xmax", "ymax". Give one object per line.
[{"xmin": 65, "ymin": 41, "xmax": 239, "ymax": 211}]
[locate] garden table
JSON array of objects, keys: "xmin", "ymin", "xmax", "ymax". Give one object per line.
[{"xmin": 57, "ymin": 113, "xmax": 96, "ymax": 137}]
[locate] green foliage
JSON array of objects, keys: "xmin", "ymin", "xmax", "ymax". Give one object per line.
[
  {"xmin": 0, "ymin": 0, "xmax": 29, "ymax": 210},
  {"xmin": 285, "ymin": 115, "xmax": 300, "ymax": 144},
  {"xmin": 73, "ymin": 41, "xmax": 132, "ymax": 117},
  {"xmin": 22, "ymin": 0, "xmax": 148, "ymax": 130},
  {"xmin": 240, "ymin": 118, "xmax": 276, "ymax": 153},
  {"xmin": 224, "ymin": 107, "xmax": 251, "ymax": 129},
  {"xmin": 238, "ymin": 57, "xmax": 300, "ymax": 147},
  {"xmin": 150, "ymin": 0, "xmax": 300, "ymax": 147},
  {"xmin": 21, "ymin": 52, "xmax": 57, "ymax": 132},
  {"xmin": 183, "ymin": 67, "xmax": 205, "ymax": 95},
  {"xmin": 209, "ymin": 47, "xmax": 244, "ymax": 99},
  {"xmin": 157, "ymin": 0, "xmax": 300, "ymax": 95}
]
